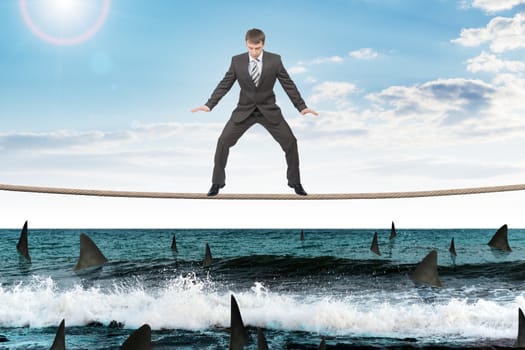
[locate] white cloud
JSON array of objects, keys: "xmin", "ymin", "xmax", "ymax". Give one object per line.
[
  {"xmin": 309, "ymin": 81, "xmax": 358, "ymax": 104},
  {"xmin": 5, "ymin": 75, "xmax": 525, "ymax": 190},
  {"xmin": 488, "ymin": 73, "xmax": 525, "ymax": 124},
  {"xmin": 414, "ymin": 76, "xmax": 525, "ymax": 138},
  {"xmin": 281, "ymin": 76, "xmax": 525, "ymax": 200},
  {"xmin": 302, "ymin": 56, "xmax": 344, "ymax": 65},
  {"xmin": 288, "ymin": 65, "xmax": 307, "ymax": 74},
  {"xmin": 365, "ymin": 157, "xmax": 522, "ymax": 179},
  {"xmin": 290, "ymin": 55, "xmax": 344, "ymax": 74},
  {"xmin": 0, "ymin": 122, "xmax": 224, "ymax": 189},
  {"xmin": 470, "ymin": 0, "xmax": 525, "ymax": 12},
  {"xmin": 349, "ymin": 48, "xmax": 379, "ymax": 60},
  {"xmin": 0, "ymin": 122, "xmax": 222, "ymax": 156},
  {"xmin": 367, "ymin": 78, "xmax": 495, "ymax": 123},
  {"xmin": 452, "ymin": 12, "xmax": 525, "ymax": 52},
  {"xmin": 466, "ymin": 51, "xmax": 525, "ymax": 72},
  {"xmin": 340, "ymin": 75, "xmax": 525, "ymax": 148},
  {"xmin": 304, "ymin": 76, "xmax": 317, "ymax": 83}
]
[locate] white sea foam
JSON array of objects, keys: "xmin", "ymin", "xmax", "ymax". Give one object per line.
[{"xmin": 0, "ymin": 275, "xmax": 523, "ymax": 341}]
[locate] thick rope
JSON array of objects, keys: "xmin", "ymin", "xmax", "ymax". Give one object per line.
[{"xmin": 1, "ymin": 183, "xmax": 525, "ymax": 200}]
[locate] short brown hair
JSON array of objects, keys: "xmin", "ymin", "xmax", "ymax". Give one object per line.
[{"xmin": 245, "ymin": 28, "xmax": 265, "ymax": 44}]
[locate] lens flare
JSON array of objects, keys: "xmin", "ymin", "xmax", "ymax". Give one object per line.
[{"xmin": 19, "ymin": 0, "xmax": 111, "ymax": 46}]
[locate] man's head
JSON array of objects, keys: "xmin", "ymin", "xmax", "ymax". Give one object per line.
[{"xmin": 246, "ymin": 28, "xmax": 265, "ymax": 59}]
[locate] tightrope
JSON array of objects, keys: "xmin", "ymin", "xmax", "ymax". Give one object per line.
[{"xmin": 1, "ymin": 183, "xmax": 525, "ymax": 200}]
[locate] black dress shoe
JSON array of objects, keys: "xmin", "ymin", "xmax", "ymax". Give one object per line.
[
  {"xmin": 207, "ymin": 184, "xmax": 225, "ymax": 196},
  {"xmin": 288, "ymin": 183, "xmax": 307, "ymax": 196}
]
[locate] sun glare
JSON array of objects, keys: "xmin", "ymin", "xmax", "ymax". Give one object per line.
[
  {"xmin": 47, "ymin": 0, "xmax": 87, "ymax": 21},
  {"xmin": 19, "ymin": 0, "xmax": 111, "ymax": 45}
]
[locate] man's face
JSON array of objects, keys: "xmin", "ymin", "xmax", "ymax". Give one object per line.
[{"xmin": 246, "ymin": 41, "xmax": 264, "ymax": 59}]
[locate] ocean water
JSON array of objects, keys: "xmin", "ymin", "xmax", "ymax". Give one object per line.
[{"xmin": 0, "ymin": 228, "xmax": 524, "ymax": 349}]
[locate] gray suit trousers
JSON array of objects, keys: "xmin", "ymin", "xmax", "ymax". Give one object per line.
[{"xmin": 212, "ymin": 109, "xmax": 301, "ymax": 185}]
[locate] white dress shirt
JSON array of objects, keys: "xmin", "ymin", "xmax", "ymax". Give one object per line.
[{"xmin": 249, "ymin": 51, "xmax": 263, "ymax": 77}]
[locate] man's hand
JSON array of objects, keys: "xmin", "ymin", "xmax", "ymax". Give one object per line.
[
  {"xmin": 300, "ymin": 108, "xmax": 318, "ymax": 116},
  {"xmin": 191, "ymin": 105, "xmax": 210, "ymax": 113}
]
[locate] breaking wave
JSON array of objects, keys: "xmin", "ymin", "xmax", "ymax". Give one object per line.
[{"xmin": 0, "ymin": 274, "xmax": 523, "ymax": 342}]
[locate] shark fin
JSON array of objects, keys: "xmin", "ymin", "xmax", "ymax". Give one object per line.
[
  {"xmin": 370, "ymin": 232, "xmax": 381, "ymax": 256},
  {"xmin": 449, "ymin": 238, "xmax": 457, "ymax": 257},
  {"xmin": 203, "ymin": 243, "xmax": 213, "ymax": 268},
  {"xmin": 319, "ymin": 337, "xmax": 326, "ymax": 350},
  {"xmin": 16, "ymin": 220, "xmax": 31, "ymax": 262},
  {"xmin": 171, "ymin": 234, "xmax": 178, "ymax": 252},
  {"xmin": 73, "ymin": 233, "xmax": 108, "ymax": 271},
  {"xmin": 49, "ymin": 319, "xmax": 65, "ymax": 350},
  {"xmin": 410, "ymin": 250, "xmax": 442, "ymax": 288},
  {"xmin": 119, "ymin": 324, "xmax": 151, "ymax": 350},
  {"xmin": 389, "ymin": 221, "xmax": 396, "ymax": 240},
  {"xmin": 257, "ymin": 328, "xmax": 269, "ymax": 350},
  {"xmin": 229, "ymin": 295, "xmax": 249, "ymax": 350},
  {"xmin": 488, "ymin": 224, "xmax": 511, "ymax": 252},
  {"xmin": 517, "ymin": 308, "xmax": 525, "ymax": 348}
]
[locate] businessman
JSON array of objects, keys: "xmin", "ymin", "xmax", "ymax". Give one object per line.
[{"xmin": 192, "ymin": 28, "xmax": 318, "ymax": 196}]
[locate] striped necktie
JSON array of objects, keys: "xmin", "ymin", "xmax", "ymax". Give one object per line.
[{"xmin": 250, "ymin": 58, "xmax": 260, "ymax": 87}]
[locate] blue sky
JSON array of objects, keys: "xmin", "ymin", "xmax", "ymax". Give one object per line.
[
  {"xmin": 2, "ymin": 0, "xmax": 525, "ymax": 228},
  {"xmin": 1, "ymin": 0, "xmax": 490, "ymax": 130}
]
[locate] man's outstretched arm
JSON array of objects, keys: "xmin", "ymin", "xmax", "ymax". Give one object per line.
[
  {"xmin": 191, "ymin": 59, "xmax": 237, "ymax": 113},
  {"xmin": 277, "ymin": 57, "xmax": 318, "ymax": 116},
  {"xmin": 191, "ymin": 105, "xmax": 210, "ymax": 113},
  {"xmin": 300, "ymin": 107, "xmax": 318, "ymax": 116}
]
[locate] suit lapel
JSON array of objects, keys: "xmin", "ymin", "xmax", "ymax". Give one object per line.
[
  {"xmin": 257, "ymin": 51, "xmax": 269, "ymax": 87},
  {"xmin": 238, "ymin": 52, "xmax": 271, "ymax": 89}
]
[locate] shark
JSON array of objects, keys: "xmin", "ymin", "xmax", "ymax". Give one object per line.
[
  {"xmin": 120, "ymin": 324, "xmax": 152, "ymax": 350},
  {"xmin": 449, "ymin": 238, "xmax": 457, "ymax": 257},
  {"xmin": 370, "ymin": 232, "xmax": 381, "ymax": 256},
  {"xmin": 49, "ymin": 319, "xmax": 65, "ymax": 350},
  {"xmin": 203, "ymin": 243, "xmax": 213, "ymax": 268},
  {"xmin": 49, "ymin": 319, "xmax": 151, "ymax": 350},
  {"xmin": 171, "ymin": 234, "xmax": 178, "ymax": 253},
  {"xmin": 449, "ymin": 238, "xmax": 457, "ymax": 267},
  {"xmin": 389, "ymin": 221, "xmax": 396, "ymax": 240},
  {"xmin": 488, "ymin": 224, "xmax": 512, "ymax": 252},
  {"xmin": 257, "ymin": 328, "xmax": 269, "ymax": 350},
  {"xmin": 16, "ymin": 220, "xmax": 31, "ymax": 262},
  {"xmin": 517, "ymin": 308, "xmax": 525, "ymax": 348},
  {"xmin": 410, "ymin": 250, "xmax": 442, "ymax": 288},
  {"xmin": 73, "ymin": 233, "xmax": 108, "ymax": 271},
  {"xmin": 319, "ymin": 337, "xmax": 326, "ymax": 350},
  {"xmin": 230, "ymin": 295, "xmax": 250, "ymax": 350}
]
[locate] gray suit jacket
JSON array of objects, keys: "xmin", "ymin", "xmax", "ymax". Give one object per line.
[{"xmin": 205, "ymin": 51, "xmax": 307, "ymax": 125}]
